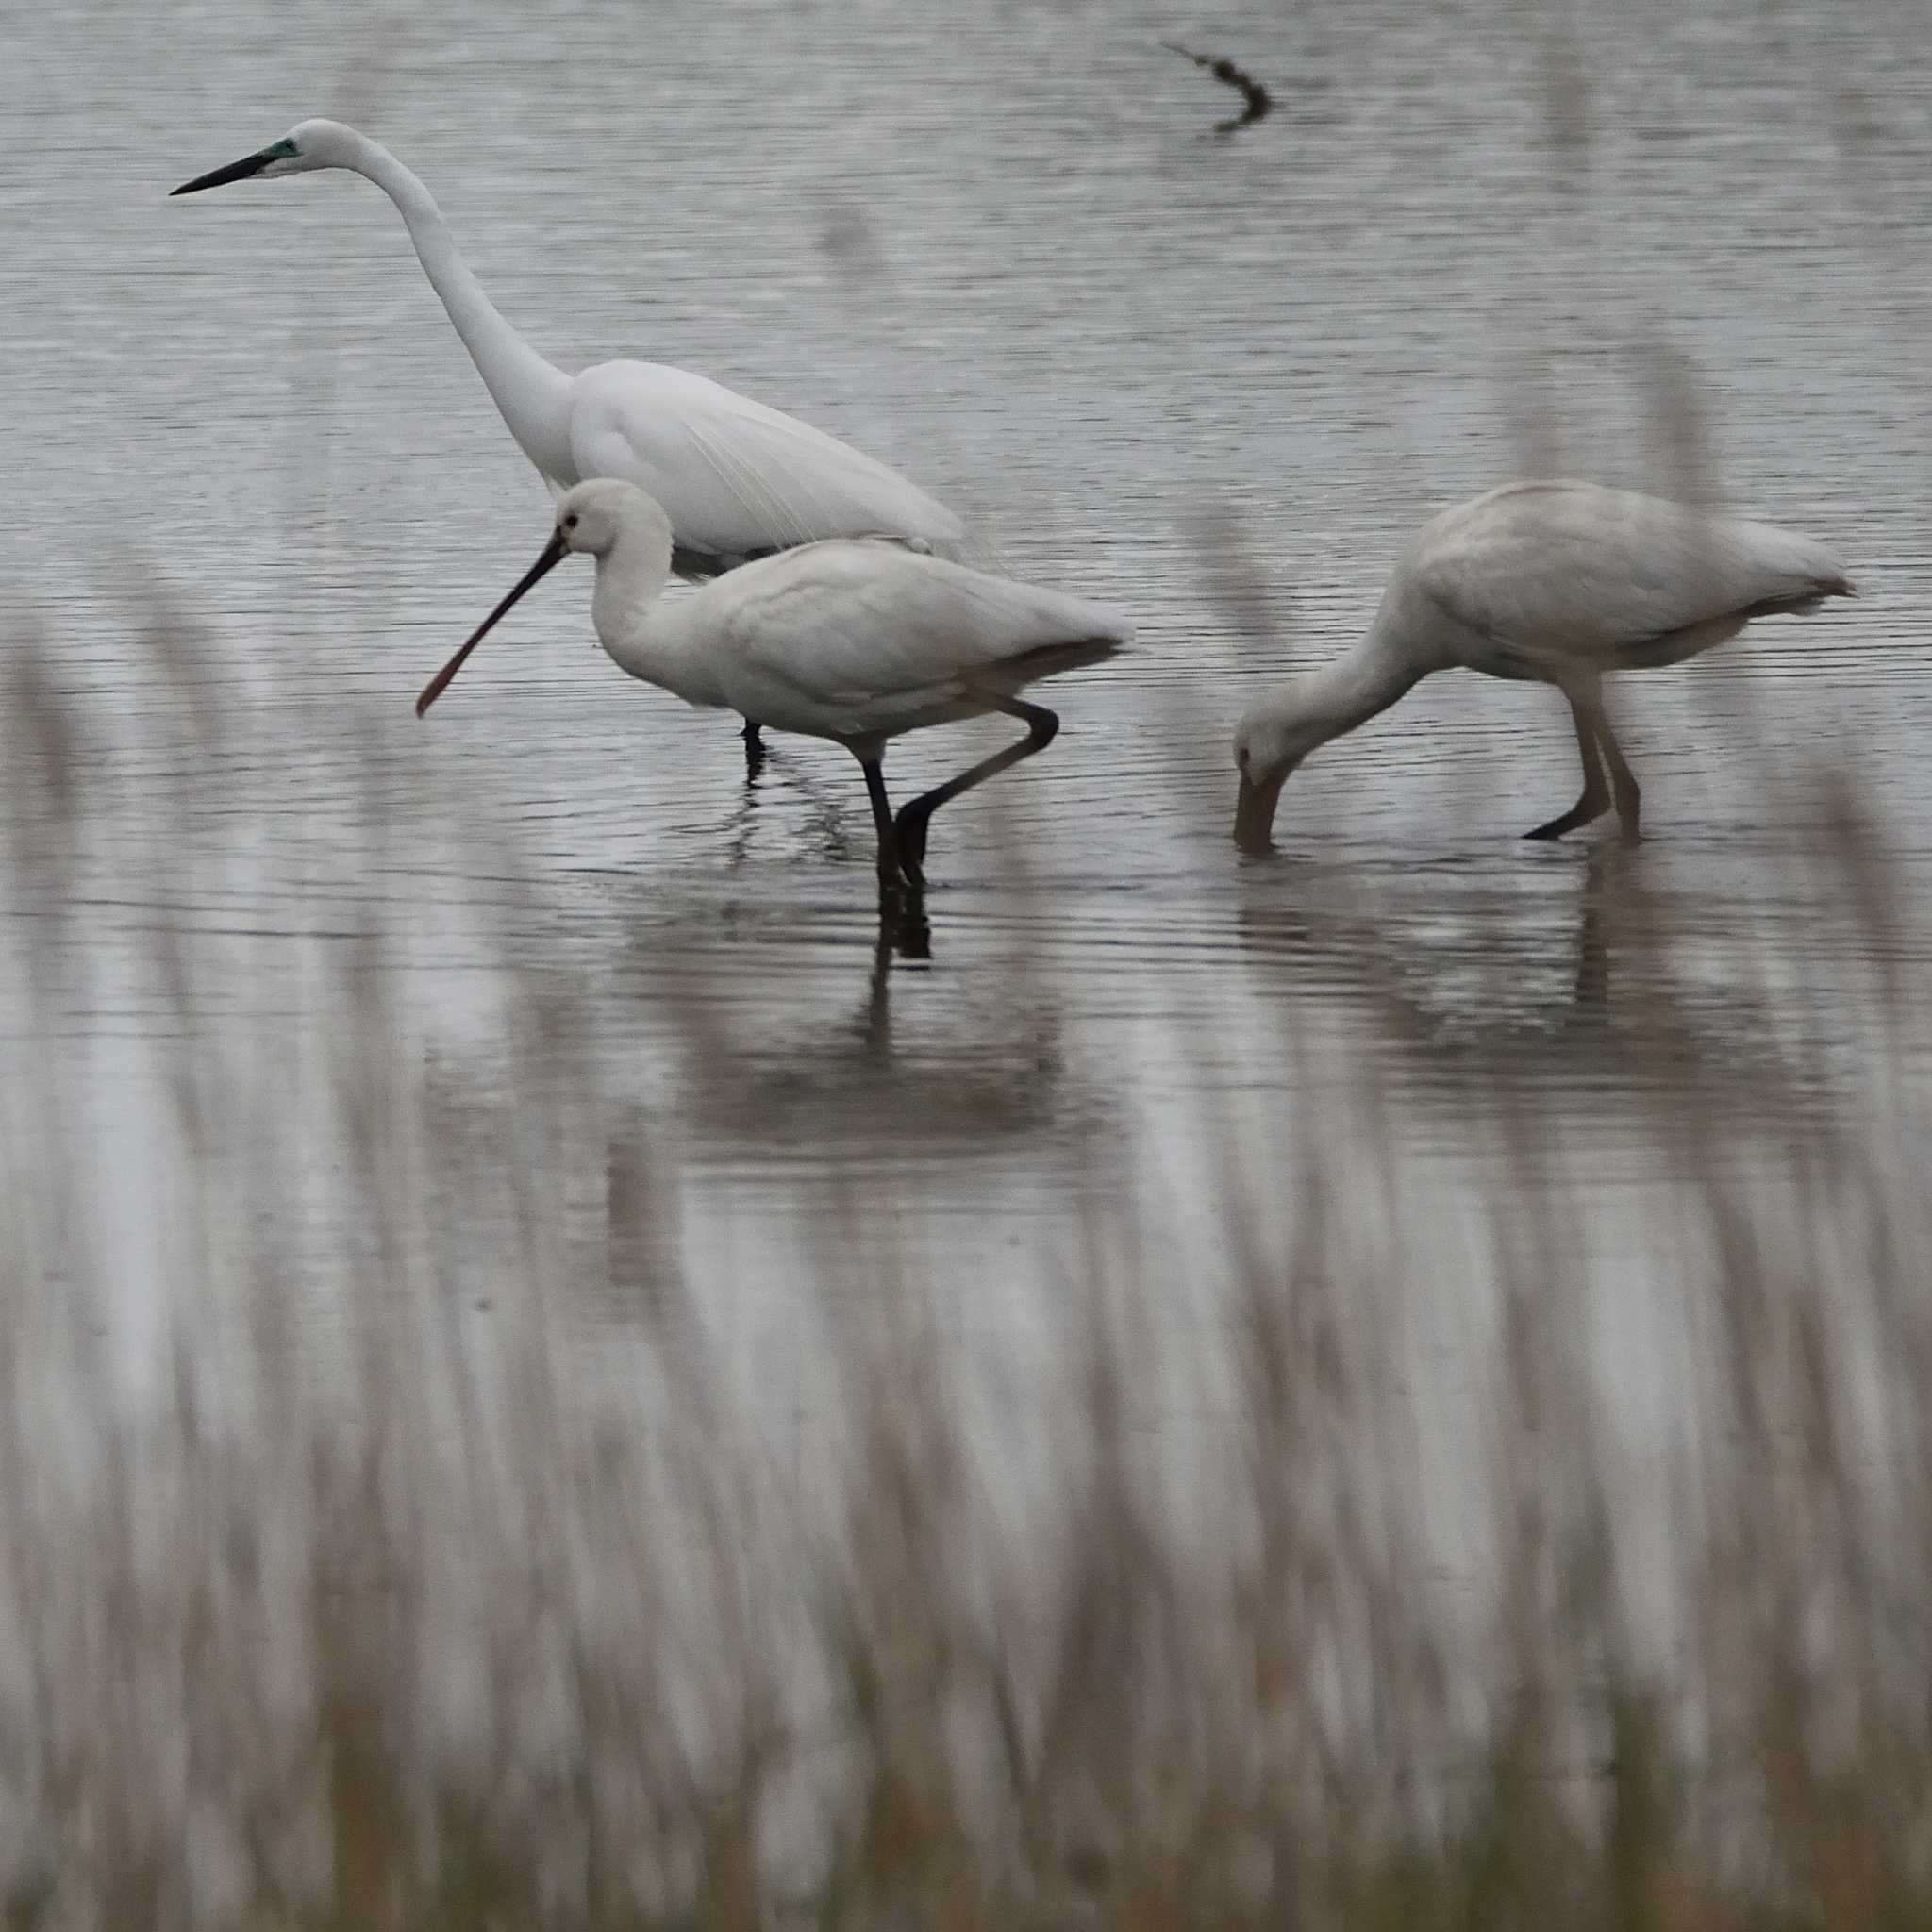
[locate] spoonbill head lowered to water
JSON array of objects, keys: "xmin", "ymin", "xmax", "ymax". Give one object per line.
[{"xmin": 1233, "ymin": 480, "xmax": 1854, "ymax": 851}]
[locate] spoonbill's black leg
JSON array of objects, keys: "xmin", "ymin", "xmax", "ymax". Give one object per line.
[
  {"xmin": 860, "ymin": 757, "xmax": 908, "ymax": 891},
  {"xmin": 1524, "ymin": 692, "xmax": 1613, "ymax": 841},
  {"xmin": 742, "ymin": 718, "xmax": 766, "ymax": 779},
  {"xmin": 893, "ymin": 697, "xmax": 1059, "ymax": 881}
]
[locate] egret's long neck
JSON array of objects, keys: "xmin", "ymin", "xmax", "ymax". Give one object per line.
[
  {"xmin": 341, "ymin": 132, "xmax": 575, "ymax": 479},
  {"xmin": 591, "ymin": 533, "xmax": 728, "ymax": 710}
]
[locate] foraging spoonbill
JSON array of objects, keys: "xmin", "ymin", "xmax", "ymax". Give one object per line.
[
  {"xmin": 172, "ymin": 120, "xmax": 967, "ymax": 765},
  {"xmin": 1233, "ymin": 480, "xmax": 1854, "ymax": 850},
  {"xmin": 416, "ymin": 480, "xmax": 1129, "ymax": 892}
]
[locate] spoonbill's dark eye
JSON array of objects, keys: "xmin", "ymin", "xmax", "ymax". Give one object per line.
[{"xmin": 563, "ymin": 513, "xmax": 579, "ymax": 530}]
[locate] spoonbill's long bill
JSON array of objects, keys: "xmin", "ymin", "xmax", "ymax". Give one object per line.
[
  {"xmin": 172, "ymin": 120, "xmax": 968, "ymax": 767},
  {"xmin": 1233, "ymin": 479, "xmax": 1854, "ymax": 850},
  {"xmin": 417, "ymin": 480, "xmax": 1129, "ymax": 893}
]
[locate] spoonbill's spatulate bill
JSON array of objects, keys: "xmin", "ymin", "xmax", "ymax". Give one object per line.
[
  {"xmin": 1233, "ymin": 480, "xmax": 1855, "ymax": 851},
  {"xmin": 417, "ymin": 480, "xmax": 1130, "ymax": 893}
]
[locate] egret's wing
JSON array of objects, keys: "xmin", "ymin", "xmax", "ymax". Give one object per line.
[
  {"xmin": 713, "ymin": 543, "xmax": 1128, "ymax": 731},
  {"xmin": 1412, "ymin": 481, "xmax": 1849, "ymax": 674},
  {"xmin": 567, "ymin": 361, "xmax": 965, "ymax": 567}
]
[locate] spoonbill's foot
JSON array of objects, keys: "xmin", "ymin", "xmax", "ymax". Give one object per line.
[
  {"xmin": 1524, "ymin": 794, "xmax": 1609, "ymax": 841},
  {"xmin": 741, "ymin": 719, "xmax": 766, "ymax": 780},
  {"xmin": 880, "ymin": 885, "xmax": 931, "ymax": 959},
  {"xmin": 892, "ymin": 807, "xmax": 931, "ymax": 885},
  {"xmin": 876, "ymin": 844, "xmax": 920, "ymax": 896},
  {"xmin": 1609, "ymin": 781, "xmax": 1641, "ymax": 844}
]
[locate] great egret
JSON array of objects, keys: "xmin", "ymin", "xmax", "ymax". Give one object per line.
[
  {"xmin": 1233, "ymin": 480, "xmax": 1854, "ymax": 849},
  {"xmin": 417, "ymin": 480, "xmax": 1129, "ymax": 893},
  {"xmin": 172, "ymin": 119, "xmax": 968, "ymax": 766}
]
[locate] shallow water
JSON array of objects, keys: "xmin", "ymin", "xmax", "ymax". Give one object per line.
[{"xmin": 4, "ymin": 0, "xmax": 1930, "ymax": 1354}]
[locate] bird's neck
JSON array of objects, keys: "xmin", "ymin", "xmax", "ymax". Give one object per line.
[
  {"xmin": 341, "ymin": 132, "xmax": 575, "ymax": 480},
  {"xmin": 592, "ymin": 543, "xmax": 728, "ymax": 710},
  {"xmin": 1276, "ymin": 617, "xmax": 1427, "ymax": 755}
]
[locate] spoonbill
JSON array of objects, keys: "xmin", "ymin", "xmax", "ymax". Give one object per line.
[
  {"xmin": 171, "ymin": 120, "xmax": 967, "ymax": 765},
  {"xmin": 1233, "ymin": 480, "xmax": 1854, "ymax": 850},
  {"xmin": 416, "ymin": 480, "xmax": 1129, "ymax": 892}
]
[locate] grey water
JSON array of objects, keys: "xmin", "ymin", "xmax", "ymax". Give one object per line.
[{"xmin": 3, "ymin": 0, "xmax": 1930, "ymax": 1377}]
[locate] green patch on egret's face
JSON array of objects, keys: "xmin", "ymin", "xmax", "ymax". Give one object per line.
[{"xmin": 262, "ymin": 137, "xmax": 301, "ymax": 163}]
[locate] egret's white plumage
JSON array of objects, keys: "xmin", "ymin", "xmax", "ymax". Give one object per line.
[
  {"xmin": 418, "ymin": 480, "xmax": 1129, "ymax": 891},
  {"xmin": 172, "ymin": 120, "xmax": 965, "ymax": 577},
  {"xmin": 1233, "ymin": 480, "xmax": 1855, "ymax": 849}
]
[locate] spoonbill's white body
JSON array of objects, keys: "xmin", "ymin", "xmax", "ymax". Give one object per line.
[
  {"xmin": 418, "ymin": 480, "xmax": 1129, "ymax": 892},
  {"xmin": 1233, "ymin": 480, "xmax": 1855, "ymax": 849}
]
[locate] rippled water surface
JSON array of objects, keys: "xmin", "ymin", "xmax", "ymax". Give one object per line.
[{"xmin": 5, "ymin": 0, "xmax": 1931, "ymax": 1319}]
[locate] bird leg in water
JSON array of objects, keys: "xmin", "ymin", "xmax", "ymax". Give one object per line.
[
  {"xmin": 891, "ymin": 893, "xmax": 931, "ymax": 959},
  {"xmin": 1525, "ymin": 691, "xmax": 1614, "ymax": 841},
  {"xmin": 1591, "ymin": 704, "xmax": 1642, "ymax": 841},
  {"xmin": 859, "ymin": 760, "xmax": 934, "ymax": 947},
  {"xmin": 893, "ymin": 697, "xmax": 1060, "ymax": 883},
  {"xmin": 741, "ymin": 718, "xmax": 766, "ymax": 779},
  {"xmin": 877, "ymin": 888, "xmax": 931, "ymax": 963},
  {"xmin": 861, "ymin": 758, "xmax": 908, "ymax": 891}
]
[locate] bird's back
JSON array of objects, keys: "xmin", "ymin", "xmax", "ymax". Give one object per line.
[
  {"xmin": 686, "ymin": 541, "xmax": 1128, "ymax": 739},
  {"xmin": 567, "ymin": 361, "xmax": 967, "ymax": 573},
  {"xmin": 1403, "ymin": 480, "xmax": 1852, "ymax": 677}
]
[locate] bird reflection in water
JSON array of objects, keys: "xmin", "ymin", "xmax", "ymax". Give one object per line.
[
  {"xmin": 724, "ymin": 739, "xmax": 858, "ymax": 874},
  {"xmin": 1234, "ymin": 840, "xmax": 1824, "ymax": 1120},
  {"xmin": 1570, "ymin": 840, "xmax": 1611, "ymax": 1013},
  {"xmin": 719, "ymin": 741, "xmax": 933, "ymax": 966},
  {"xmin": 614, "ymin": 885, "xmax": 1080, "ymax": 1159}
]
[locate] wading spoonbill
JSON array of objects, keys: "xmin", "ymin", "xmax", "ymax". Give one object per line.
[
  {"xmin": 1233, "ymin": 480, "xmax": 1853, "ymax": 850},
  {"xmin": 416, "ymin": 480, "xmax": 1128, "ymax": 893}
]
